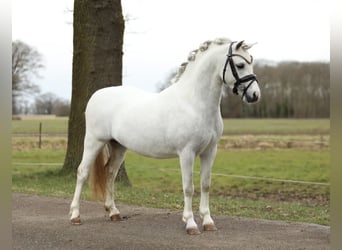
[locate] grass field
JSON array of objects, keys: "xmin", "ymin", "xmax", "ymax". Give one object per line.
[
  {"xmin": 12, "ymin": 117, "xmax": 69, "ymax": 134},
  {"xmin": 12, "ymin": 118, "xmax": 330, "ymax": 225},
  {"xmin": 12, "ymin": 118, "xmax": 329, "ymax": 135},
  {"xmin": 222, "ymin": 119, "xmax": 330, "ymax": 135}
]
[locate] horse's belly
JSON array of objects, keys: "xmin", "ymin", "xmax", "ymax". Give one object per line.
[
  {"xmin": 112, "ymin": 117, "xmax": 220, "ymax": 159},
  {"xmin": 115, "ymin": 130, "xmax": 179, "ymax": 159},
  {"xmin": 131, "ymin": 148, "xmax": 178, "ymax": 159}
]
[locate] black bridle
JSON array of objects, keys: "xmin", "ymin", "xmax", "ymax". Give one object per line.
[{"xmin": 222, "ymin": 41, "xmax": 258, "ymax": 98}]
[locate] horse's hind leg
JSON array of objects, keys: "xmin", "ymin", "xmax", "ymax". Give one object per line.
[
  {"xmin": 104, "ymin": 140, "xmax": 126, "ymax": 221},
  {"xmin": 70, "ymin": 134, "xmax": 105, "ymax": 224}
]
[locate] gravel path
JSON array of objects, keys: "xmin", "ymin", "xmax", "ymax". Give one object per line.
[{"xmin": 13, "ymin": 193, "xmax": 330, "ymax": 249}]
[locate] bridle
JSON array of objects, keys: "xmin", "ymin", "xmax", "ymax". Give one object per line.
[{"xmin": 222, "ymin": 41, "xmax": 258, "ymax": 98}]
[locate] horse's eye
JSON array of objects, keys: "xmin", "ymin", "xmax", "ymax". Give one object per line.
[{"xmin": 236, "ymin": 63, "xmax": 245, "ymax": 69}]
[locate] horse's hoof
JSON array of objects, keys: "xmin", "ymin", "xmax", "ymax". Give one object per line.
[
  {"xmin": 110, "ymin": 214, "xmax": 122, "ymax": 222},
  {"xmin": 71, "ymin": 216, "xmax": 82, "ymax": 225},
  {"xmin": 203, "ymin": 223, "xmax": 217, "ymax": 231},
  {"xmin": 186, "ymin": 227, "xmax": 201, "ymax": 235}
]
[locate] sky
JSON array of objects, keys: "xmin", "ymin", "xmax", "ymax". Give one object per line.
[{"xmin": 12, "ymin": 0, "xmax": 330, "ymax": 101}]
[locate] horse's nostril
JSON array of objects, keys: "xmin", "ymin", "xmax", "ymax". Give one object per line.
[{"xmin": 253, "ymin": 92, "xmax": 259, "ymax": 101}]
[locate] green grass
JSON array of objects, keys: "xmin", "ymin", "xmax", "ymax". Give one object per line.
[
  {"xmin": 12, "ymin": 117, "xmax": 68, "ymax": 134},
  {"xmin": 222, "ymin": 119, "xmax": 329, "ymax": 135},
  {"xmin": 12, "ymin": 148, "xmax": 330, "ymax": 225},
  {"xmin": 12, "ymin": 118, "xmax": 330, "ymax": 225},
  {"xmin": 114, "ymin": 186, "xmax": 328, "ymax": 225},
  {"xmin": 12, "ymin": 118, "xmax": 329, "ymax": 135}
]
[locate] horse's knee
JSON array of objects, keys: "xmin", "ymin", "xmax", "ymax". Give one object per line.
[
  {"xmin": 77, "ymin": 166, "xmax": 89, "ymax": 183},
  {"xmin": 184, "ymin": 185, "xmax": 194, "ymax": 197},
  {"xmin": 201, "ymin": 183, "xmax": 210, "ymax": 193}
]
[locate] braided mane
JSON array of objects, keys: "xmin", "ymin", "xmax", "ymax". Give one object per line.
[{"xmin": 171, "ymin": 37, "xmax": 232, "ymax": 83}]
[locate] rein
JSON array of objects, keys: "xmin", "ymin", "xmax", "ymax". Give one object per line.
[{"xmin": 222, "ymin": 41, "xmax": 258, "ymax": 98}]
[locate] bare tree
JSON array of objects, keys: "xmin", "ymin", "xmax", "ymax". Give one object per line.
[
  {"xmin": 53, "ymin": 99, "xmax": 70, "ymax": 117},
  {"xmin": 33, "ymin": 92, "xmax": 58, "ymax": 114},
  {"xmin": 12, "ymin": 40, "xmax": 43, "ymax": 114},
  {"xmin": 32, "ymin": 92, "xmax": 70, "ymax": 116},
  {"xmin": 219, "ymin": 61, "xmax": 329, "ymax": 118},
  {"xmin": 62, "ymin": 0, "xmax": 129, "ymax": 184}
]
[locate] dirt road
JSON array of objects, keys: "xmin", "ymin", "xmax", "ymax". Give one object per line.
[{"xmin": 13, "ymin": 193, "xmax": 329, "ymax": 249}]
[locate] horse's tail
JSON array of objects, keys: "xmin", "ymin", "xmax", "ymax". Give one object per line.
[{"xmin": 89, "ymin": 144, "xmax": 111, "ymax": 201}]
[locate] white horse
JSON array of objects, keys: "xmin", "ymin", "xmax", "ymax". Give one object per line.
[{"xmin": 69, "ymin": 38, "xmax": 260, "ymax": 235}]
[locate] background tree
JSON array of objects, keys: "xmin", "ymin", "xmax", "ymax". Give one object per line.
[
  {"xmin": 52, "ymin": 99, "xmax": 70, "ymax": 117},
  {"xmin": 33, "ymin": 92, "xmax": 70, "ymax": 116},
  {"xmin": 62, "ymin": 0, "xmax": 129, "ymax": 184},
  {"xmin": 33, "ymin": 92, "xmax": 58, "ymax": 115},
  {"xmin": 243, "ymin": 61, "xmax": 330, "ymax": 118},
  {"xmin": 12, "ymin": 40, "xmax": 43, "ymax": 114},
  {"xmin": 158, "ymin": 61, "xmax": 329, "ymax": 118}
]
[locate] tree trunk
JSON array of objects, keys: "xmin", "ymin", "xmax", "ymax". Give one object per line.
[{"xmin": 63, "ymin": 0, "xmax": 129, "ymax": 184}]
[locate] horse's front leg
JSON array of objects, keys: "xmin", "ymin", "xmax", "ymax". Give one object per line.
[
  {"xmin": 179, "ymin": 150, "xmax": 200, "ymax": 235},
  {"xmin": 199, "ymin": 144, "xmax": 218, "ymax": 231}
]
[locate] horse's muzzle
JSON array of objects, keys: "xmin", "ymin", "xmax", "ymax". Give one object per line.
[{"xmin": 245, "ymin": 91, "xmax": 260, "ymax": 103}]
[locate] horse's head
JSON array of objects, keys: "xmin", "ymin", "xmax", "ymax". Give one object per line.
[{"xmin": 222, "ymin": 40, "xmax": 260, "ymax": 103}]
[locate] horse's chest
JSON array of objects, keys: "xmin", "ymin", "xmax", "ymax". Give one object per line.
[{"xmin": 190, "ymin": 121, "xmax": 222, "ymax": 154}]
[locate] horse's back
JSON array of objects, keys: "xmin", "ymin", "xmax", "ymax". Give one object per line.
[
  {"xmin": 85, "ymin": 86, "xmax": 154, "ymax": 140},
  {"xmin": 87, "ymin": 85, "xmax": 153, "ymax": 113},
  {"xmin": 89, "ymin": 85, "xmax": 150, "ymax": 104}
]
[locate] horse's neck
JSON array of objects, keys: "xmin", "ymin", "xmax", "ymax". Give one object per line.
[{"xmin": 175, "ymin": 47, "xmax": 224, "ymax": 115}]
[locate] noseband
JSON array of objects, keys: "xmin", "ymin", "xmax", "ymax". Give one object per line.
[{"xmin": 222, "ymin": 41, "xmax": 258, "ymax": 98}]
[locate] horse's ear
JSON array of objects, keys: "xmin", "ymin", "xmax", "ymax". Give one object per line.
[
  {"xmin": 236, "ymin": 40, "xmax": 245, "ymax": 50},
  {"xmin": 242, "ymin": 42, "xmax": 258, "ymax": 50}
]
